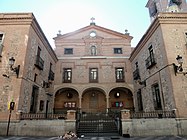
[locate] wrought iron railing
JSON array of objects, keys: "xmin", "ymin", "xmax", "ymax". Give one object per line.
[
  {"xmin": 145, "ymin": 54, "xmax": 156, "ymax": 69},
  {"xmin": 20, "ymin": 113, "xmax": 67, "ymax": 120},
  {"xmin": 35, "ymin": 55, "xmax": 44, "ymax": 70},
  {"xmin": 48, "ymin": 70, "xmax": 55, "ymax": 81},
  {"xmin": 130, "ymin": 110, "xmax": 176, "ymax": 119}
]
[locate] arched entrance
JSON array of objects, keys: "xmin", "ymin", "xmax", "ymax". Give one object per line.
[
  {"xmin": 82, "ymin": 88, "xmax": 106, "ymax": 113},
  {"xmin": 54, "ymin": 88, "xmax": 79, "ymax": 113},
  {"xmin": 109, "ymin": 87, "xmax": 134, "ymax": 112}
]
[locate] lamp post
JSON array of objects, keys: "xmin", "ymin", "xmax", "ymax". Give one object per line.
[{"xmin": 6, "ymin": 101, "xmax": 15, "ymax": 136}]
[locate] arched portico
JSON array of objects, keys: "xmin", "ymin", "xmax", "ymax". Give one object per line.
[
  {"xmin": 54, "ymin": 88, "xmax": 79, "ymax": 113},
  {"xmin": 81, "ymin": 87, "xmax": 106, "ymax": 113},
  {"xmin": 109, "ymin": 87, "xmax": 134, "ymax": 112}
]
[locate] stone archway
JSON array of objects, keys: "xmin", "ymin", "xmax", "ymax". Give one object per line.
[
  {"xmin": 109, "ymin": 87, "xmax": 134, "ymax": 112},
  {"xmin": 82, "ymin": 88, "xmax": 106, "ymax": 113},
  {"xmin": 54, "ymin": 88, "xmax": 79, "ymax": 113}
]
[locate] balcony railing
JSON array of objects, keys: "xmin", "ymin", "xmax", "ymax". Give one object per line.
[
  {"xmin": 35, "ymin": 55, "xmax": 44, "ymax": 70},
  {"xmin": 145, "ymin": 54, "xmax": 156, "ymax": 69},
  {"xmin": 48, "ymin": 70, "xmax": 55, "ymax": 81},
  {"xmin": 130, "ymin": 110, "xmax": 176, "ymax": 119},
  {"xmin": 133, "ymin": 69, "xmax": 140, "ymax": 80}
]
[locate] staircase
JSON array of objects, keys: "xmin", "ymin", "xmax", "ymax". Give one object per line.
[{"xmin": 76, "ymin": 113, "xmax": 121, "ymax": 137}]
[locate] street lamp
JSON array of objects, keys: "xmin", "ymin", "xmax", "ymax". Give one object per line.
[{"xmin": 9, "ymin": 57, "xmax": 20, "ymax": 78}]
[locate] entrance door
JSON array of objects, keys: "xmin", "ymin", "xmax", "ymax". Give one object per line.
[
  {"xmin": 89, "ymin": 92, "xmax": 98, "ymax": 112},
  {"xmin": 82, "ymin": 89, "xmax": 106, "ymax": 113}
]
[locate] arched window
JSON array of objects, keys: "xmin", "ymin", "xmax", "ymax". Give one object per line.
[{"xmin": 91, "ymin": 45, "xmax": 97, "ymax": 56}]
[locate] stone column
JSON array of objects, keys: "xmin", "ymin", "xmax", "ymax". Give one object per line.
[
  {"xmin": 106, "ymin": 96, "xmax": 109, "ymax": 112},
  {"xmin": 79, "ymin": 96, "xmax": 82, "ymax": 109}
]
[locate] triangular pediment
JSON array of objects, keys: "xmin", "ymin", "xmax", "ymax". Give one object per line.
[{"xmin": 54, "ymin": 24, "xmax": 133, "ymax": 41}]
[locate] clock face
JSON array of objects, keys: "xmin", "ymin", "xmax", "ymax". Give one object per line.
[{"xmin": 90, "ymin": 31, "xmax": 96, "ymax": 37}]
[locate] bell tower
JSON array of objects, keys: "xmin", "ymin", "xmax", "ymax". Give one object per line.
[{"xmin": 146, "ymin": 0, "xmax": 187, "ymax": 21}]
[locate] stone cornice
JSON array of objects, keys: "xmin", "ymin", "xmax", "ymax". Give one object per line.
[{"xmin": 129, "ymin": 12, "xmax": 187, "ymax": 61}]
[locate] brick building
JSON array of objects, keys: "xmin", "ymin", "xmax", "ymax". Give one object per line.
[
  {"xmin": 0, "ymin": 13, "xmax": 57, "ymax": 120},
  {"xmin": 130, "ymin": 0, "xmax": 187, "ymax": 118},
  {"xmin": 53, "ymin": 22, "xmax": 134, "ymax": 113}
]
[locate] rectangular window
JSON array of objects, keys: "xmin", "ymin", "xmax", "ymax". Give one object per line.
[
  {"xmin": 137, "ymin": 89, "xmax": 143, "ymax": 111},
  {"xmin": 39, "ymin": 100, "xmax": 44, "ymax": 111},
  {"xmin": 115, "ymin": 67, "xmax": 124, "ymax": 82},
  {"xmin": 114, "ymin": 48, "xmax": 122, "ymax": 54},
  {"xmin": 89, "ymin": 68, "xmax": 98, "ymax": 83},
  {"xmin": 133, "ymin": 62, "xmax": 140, "ymax": 80},
  {"xmin": 0, "ymin": 34, "xmax": 4, "ymax": 56},
  {"xmin": 35, "ymin": 47, "xmax": 44, "ymax": 70},
  {"xmin": 64, "ymin": 48, "xmax": 73, "ymax": 54},
  {"xmin": 63, "ymin": 68, "xmax": 72, "ymax": 83},
  {"xmin": 152, "ymin": 84, "xmax": 162, "ymax": 110},
  {"xmin": 145, "ymin": 45, "xmax": 156, "ymax": 69},
  {"xmin": 30, "ymin": 86, "xmax": 39, "ymax": 113}
]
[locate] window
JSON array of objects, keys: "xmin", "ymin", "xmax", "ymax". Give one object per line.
[
  {"xmin": 64, "ymin": 48, "xmax": 73, "ymax": 54},
  {"xmin": 145, "ymin": 45, "xmax": 156, "ymax": 69},
  {"xmin": 89, "ymin": 68, "xmax": 98, "ymax": 83},
  {"xmin": 39, "ymin": 100, "xmax": 44, "ymax": 111},
  {"xmin": 91, "ymin": 45, "xmax": 97, "ymax": 56},
  {"xmin": 133, "ymin": 62, "xmax": 140, "ymax": 80},
  {"xmin": 152, "ymin": 84, "xmax": 162, "ymax": 110},
  {"xmin": 63, "ymin": 68, "xmax": 72, "ymax": 83},
  {"xmin": 30, "ymin": 86, "xmax": 39, "ymax": 113},
  {"xmin": 137, "ymin": 89, "xmax": 143, "ymax": 111},
  {"xmin": 48, "ymin": 63, "xmax": 54, "ymax": 81},
  {"xmin": 115, "ymin": 68, "xmax": 124, "ymax": 82},
  {"xmin": 35, "ymin": 47, "xmax": 44, "ymax": 70},
  {"xmin": 0, "ymin": 33, "xmax": 4, "ymax": 56},
  {"xmin": 114, "ymin": 48, "xmax": 122, "ymax": 54}
]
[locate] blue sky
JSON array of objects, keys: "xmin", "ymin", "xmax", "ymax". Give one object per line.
[{"xmin": 0, "ymin": 0, "xmax": 150, "ymax": 48}]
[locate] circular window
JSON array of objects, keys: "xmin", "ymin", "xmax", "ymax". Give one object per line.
[{"xmin": 90, "ymin": 31, "xmax": 96, "ymax": 37}]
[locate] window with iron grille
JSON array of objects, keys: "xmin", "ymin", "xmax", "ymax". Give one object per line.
[
  {"xmin": 89, "ymin": 68, "xmax": 98, "ymax": 83},
  {"xmin": 145, "ymin": 45, "xmax": 156, "ymax": 69},
  {"xmin": 152, "ymin": 83, "xmax": 162, "ymax": 110},
  {"xmin": 133, "ymin": 62, "xmax": 140, "ymax": 80},
  {"xmin": 115, "ymin": 67, "xmax": 124, "ymax": 82},
  {"xmin": 63, "ymin": 68, "xmax": 72, "ymax": 83}
]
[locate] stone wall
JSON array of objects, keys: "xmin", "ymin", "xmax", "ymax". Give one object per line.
[
  {"xmin": 122, "ymin": 118, "xmax": 187, "ymax": 136},
  {"xmin": 0, "ymin": 119, "xmax": 76, "ymax": 136}
]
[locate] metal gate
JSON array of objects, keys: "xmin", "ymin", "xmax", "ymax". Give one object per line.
[{"xmin": 76, "ymin": 111, "xmax": 121, "ymax": 137}]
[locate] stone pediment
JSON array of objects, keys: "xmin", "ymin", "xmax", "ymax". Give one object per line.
[{"xmin": 54, "ymin": 24, "xmax": 133, "ymax": 42}]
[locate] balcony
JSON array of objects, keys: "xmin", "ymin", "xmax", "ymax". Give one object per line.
[
  {"xmin": 35, "ymin": 55, "xmax": 44, "ymax": 70},
  {"xmin": 133, "ymin": 69, "xmax": 140, "ymax": 80},
  {"xmin": 145, "ymin": 54, "xmax": 156, "ymax": 69},
  {"xmin": 48, "ymin": 70, "xmax": 55, "ymax": 81}
]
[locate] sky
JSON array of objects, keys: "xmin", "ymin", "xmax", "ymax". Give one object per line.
[{"xmin": 0, "ymin": 0, "xmax": 151, "ymax": 48}]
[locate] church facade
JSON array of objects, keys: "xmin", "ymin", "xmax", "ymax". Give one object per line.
[
  {"xmin": 53, "ymin": 22, "xmax": 134, "ymax": 113},
  {"xmin": 0, "ymin": 0, "xmax": 187, "ymax": 121}
]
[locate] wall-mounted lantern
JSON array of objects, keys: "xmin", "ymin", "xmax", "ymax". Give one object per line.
[
  {"xmin": 9, "ymin": 57, "xmax": 20, "ymax": 78},
  {"xmin": 173, "ymin": 55, "xmax": 187, "ymax": 75}
]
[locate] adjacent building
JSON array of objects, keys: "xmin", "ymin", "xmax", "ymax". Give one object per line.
[
  {"xmin": 130, "ymin": 0, "xmax": 187, "ymax": 118},
  {"xmin": 0, "ymin": 13, "xmax": 58, "ymax": 120}
]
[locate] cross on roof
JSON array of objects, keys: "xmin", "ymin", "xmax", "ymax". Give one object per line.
[{"xmin": 90, "ymin": 17, "xmax": 95, "ymax": 24}]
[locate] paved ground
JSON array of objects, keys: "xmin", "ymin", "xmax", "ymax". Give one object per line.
[{"xmin": 0, "ymin": 136, "xmax": 187, "ymax": 140}]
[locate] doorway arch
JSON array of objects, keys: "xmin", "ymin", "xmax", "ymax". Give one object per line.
[
  {"xmin": 82, "ymin": 87, "xmax": 106, "ymax": 113},
  {"xmin": 54, "ymin": 88, "xmax": 79, "ymax": 113},
  {"xmin": 109, "ymin": 87, "xmax": 134, "ymax": 112}
]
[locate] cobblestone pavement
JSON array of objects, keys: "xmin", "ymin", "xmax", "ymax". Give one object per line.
[{"xmin": 0, "ymin": 136, "xmax": 187, "ymax": 140}]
